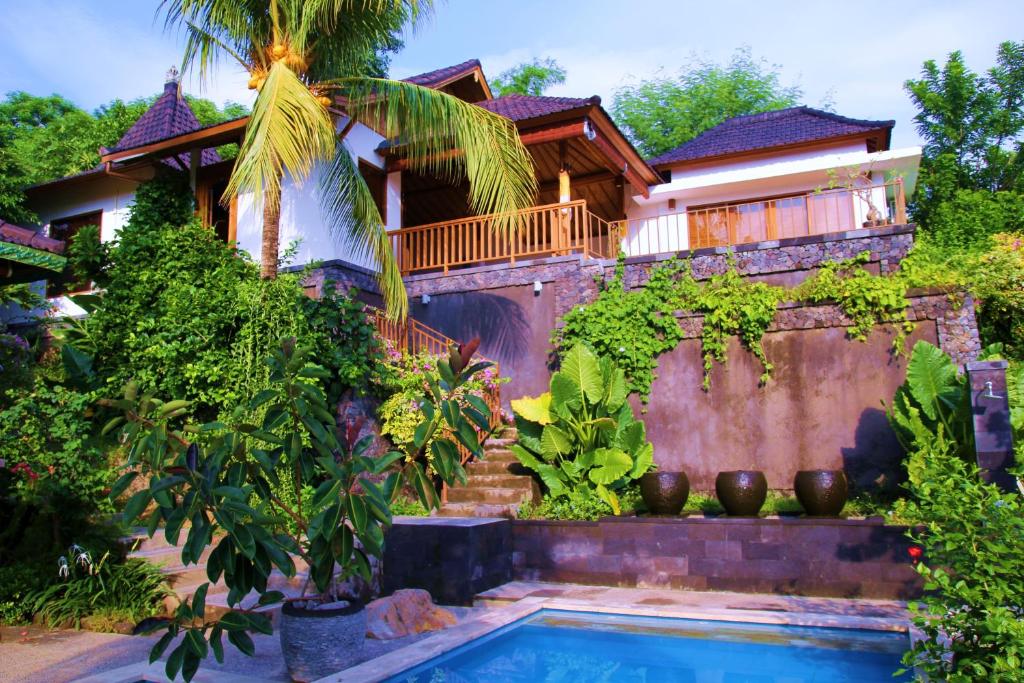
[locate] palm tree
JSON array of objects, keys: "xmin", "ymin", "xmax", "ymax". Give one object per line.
[{"xmin": 161, "ymin": 0, "xmax": 536, "ymax": 318}]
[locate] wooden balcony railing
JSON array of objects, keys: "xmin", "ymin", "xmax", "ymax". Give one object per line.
[
  {"xmin": 369, "ymin": 307, "xmax": 503, "ymax": 501},
  {"xmin": 621, "ymin": 179, "xmax": 908, "ymax": 258},
  {"xmin": 388, "ymin": 200, "xmax": 620, "ymax": 274}
]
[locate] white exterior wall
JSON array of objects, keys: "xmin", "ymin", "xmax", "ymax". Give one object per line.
[
  {"xmin": 622, "ymin": 144, "xmax": 921, "ymax": 256},
  {"xmin": 29, "ymin": 175, "xmax": 139, "ymax": 318},
  {"xmin": 235, "ymin": 118, "xmax": 399, "ymax": 272}
]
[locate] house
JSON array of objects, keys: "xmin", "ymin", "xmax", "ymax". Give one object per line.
[{"xmin": 17, "ymin": 58, "xmax": 983, "ymax": 497}]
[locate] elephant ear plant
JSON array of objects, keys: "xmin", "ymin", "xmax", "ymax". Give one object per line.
[
  {"xmin": 510, "ymin": 344, "xmax": 654, "ymax": 514},
  {"xmin": 102, "ymin": 338, "xmax": 490, "ymax": 682}
]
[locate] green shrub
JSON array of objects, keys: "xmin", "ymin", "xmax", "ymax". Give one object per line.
[
  {"xmin": 26, "ymin": 547, "xmax": 169, "ymax": 629},
  {"xmin": 895, "ymin": 428, "xmax": 1024, "ymax": 681},
  {"xmin": 0, "ymin": 562, "xmax": 51, "ymax": 624},
  {"xmin": 389, "ymin": 496, "xmax": 430, "ymax": 517},
  {"xmin": 510, "ymin": 345, "xmax": 654, "ymax": 514}
]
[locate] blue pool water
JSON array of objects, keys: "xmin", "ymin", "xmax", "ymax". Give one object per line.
[{"xmin": 386, "ymin": 610, "xmax": 911, "ymax": 682}]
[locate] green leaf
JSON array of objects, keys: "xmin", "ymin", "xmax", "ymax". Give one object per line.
[
  {"xmin": 209, "ymin": 626, "xmax": 225, "ymax": 664},
  {"xmin": 191, "ymin": 583, "xmax": 209, "ymax": 620},
  {"xmin": 587, "ymin": 448, "xmax": 633, "ymax": 485},
  {"xmin": 123, "ymin": 489, "xmax": 152, "ymax": 523},
  {"xmin": 539, "ymin": 425, "xmax": 571, "ymax": 460},
  {"xmin": 149, "ymin": 631, "xmax": 174, "ymax": 664},
  {"xmin": 185, "ymin": 629, "xmax": 208, "ymax": 658},
  {"xmin": 511, "ymin": 393, "xmax": 553, "ymax": 425},
  {"xmin": 629, "ymin": 443, "xmax": 654, "ymax": 478},
  {"xmin": 258, "ymin": 591, "xmax": 285, "ymax": 606},
  {"xmin": 109, "ymin": 471, "xmax": 138, "ymax": 500},
  {"xmin": 560, "ymin": 344, "xmax": 604, "ymax": 403},
  {"xmin": 348, "ymin": 495, "xmax": 368, "ymax": 535},
  {"xmin": 165, "ymin": 643, "xmax": 186, "ymax": 680},
  {"xmin": 217, "ymin": 611, "xmax": 248, "ymax": 632},
  {"xmin": 227, "ymin": 629, "xmax": 255, "ymax": 657},
  {"xmin": 905, "ymin": 340, "xmax": 961, "ymax": 420}
]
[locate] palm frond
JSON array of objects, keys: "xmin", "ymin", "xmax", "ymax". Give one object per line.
[
  {"xmin": 319, "ymin": 141, "xmax": 407, "ymax": 319},
  {"xmin": 226, "ymin": 61, "xmax": 336, "ymax": 207},
  {"xmin": 342, "ymin": 78, "xmax": 537, "ymax": 232},
  {"xmin": 181, "ymin": 21, "xmax": 250, "ymax": 86}
]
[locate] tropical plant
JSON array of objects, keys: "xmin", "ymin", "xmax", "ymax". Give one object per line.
[
  {"xmin": 510, "ymin": 344, "xmax": 654, "ymax": 514},
  {"xmin": 27, "ymin": 545, "xmax": 170, "ymax": 629},
  {"xmin": 492, "ymin": 58, "xmax": 566, "ymax": 96},
  {"xmin": 895, "ymin": 427, "xmax": 1024, "ymax": 682},
  {"xmin": 885, "ymin": 340, "xmax": 975, "ymax": 461},
  {"xmin": 162, "ymin": 0, "xmax": 537, "ymax": 317},
  {"xmin": 104, "ymin": 337, "xmax": 489, "ymax": 681}
]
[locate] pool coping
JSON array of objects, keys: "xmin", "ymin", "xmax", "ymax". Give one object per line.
[{"xmin": 318, "ymin": 594, "xmax": 911, "ymax": 683}]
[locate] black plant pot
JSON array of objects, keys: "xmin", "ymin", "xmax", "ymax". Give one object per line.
[
  {"xmin": 794, "ymin": 470, "xmax": 848, "ymax": 516},
  {"xmin": 715, "ymin": 470, "xmax": 767, "ymax": 516},
  {"xmin": 280, "ymin": 600, "xmax": 366, "ymax": 682},
  {"xmin": 640, "ymin": 471, "xmax": 690, "ymax": 515}
]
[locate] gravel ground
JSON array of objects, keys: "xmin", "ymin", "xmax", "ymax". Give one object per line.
[{"xmin": 0, "ymin": 606, "xmax": 485, "ymax": 683}]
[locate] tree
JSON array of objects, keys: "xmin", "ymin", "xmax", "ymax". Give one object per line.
[
  {"xmin": 163, "ymin": 0, "xmax": 537, "ymax": 317},
  {"xmin": 612, "ymin": 47, "xmax": 804, "ymax": 158},
  {"xmin": 906, "ymin": 41, "xmax": 1024, "ymax": 249},
  {"xmin": 492, "ymin": 57, "xmax": 566, "ymax": 97},
  {"xmin": 0, "ymin": 91, "xmax": 246, "ymax": 188}
]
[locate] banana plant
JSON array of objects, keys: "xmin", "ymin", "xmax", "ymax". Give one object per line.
[{"xmin": 510, "ymin": 344, "xmax": 653, "ymax": 514}]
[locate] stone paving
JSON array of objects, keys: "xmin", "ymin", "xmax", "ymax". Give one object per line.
[{"xmin": 0, "ymin": 583, "xmax": 911, "ymax": 682}]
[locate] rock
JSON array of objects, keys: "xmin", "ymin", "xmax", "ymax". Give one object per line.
[
  {"xmin": 365, "ymin": 589, "xmax": 456, "ymax": 640},
  {"xmin": 313, "ymin": 600, "xmax": 351, "ymax": 611}
]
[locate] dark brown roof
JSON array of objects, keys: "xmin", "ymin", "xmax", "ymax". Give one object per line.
[
  {"xmin": 111, "ymin": 78, "xmax": 220, "ymax": 165},
  {"xmin": 0, "ymin": 220, "xmax": 65, "ymax": 254},
  {"xmin": 403, "ymin": 59, "xmax": 482, "ymax": 87},
  {"xmin": 477, "ymin": 94, "xmax": 598, "ymax": 122},
  {"xmin": 648, "ymin": 106, "xmax": 895, "ymax": 167}
]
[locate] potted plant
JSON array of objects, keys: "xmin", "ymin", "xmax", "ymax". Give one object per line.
[
  {"xmin": 104, "ymin": 338, "xmax": 491, "ymax": 682},
  {"xmin": 639, "ymin": 467, "xmax": 690, "ymax": 515},
  {"xmin": 715, "ymin": 470, "xmax": 767, "ymax": 516},
  {"xmin": 794, "ymin": 470, "xmax": 848, "ymax": 516}
]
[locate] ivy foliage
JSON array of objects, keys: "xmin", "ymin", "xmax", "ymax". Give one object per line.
[
  {"xmin": 794, "ymin": 252, "xmax": 915, "ymax": 351},
  {"xmin": 555, "ymin": 256, "xmax": 782, "ymax": 398}
]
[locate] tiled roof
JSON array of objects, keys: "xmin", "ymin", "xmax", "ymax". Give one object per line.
[
  {"xmin": 112, "ymin": 78, "xmax": 220, "ymax": 165},
  {"xmin": 648, "ymin": 106, "xmax": 895, "ymax": 166},
  {"xmin": 403, "ymin": 59, "xmax": 482, "ymax": 87},
  {"xmin": 0, "ymin": 220, "xmax": 65, "ymax": 254},
  {"xmin": 477, "ymin": 94, "xmax": 598, "ymax": 122}
]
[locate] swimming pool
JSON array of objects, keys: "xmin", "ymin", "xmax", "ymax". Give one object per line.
[{"xmin": 384, "ymin": 609, "xmax": 910, "ymax": 682}]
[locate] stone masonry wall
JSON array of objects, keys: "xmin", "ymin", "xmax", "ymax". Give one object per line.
[{"xmin": 512, "ymin": 516, "xmax": 922, "ymax": 600}]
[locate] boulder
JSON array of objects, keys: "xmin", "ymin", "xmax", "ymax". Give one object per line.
[{"xmin": 365, "ymin": 589, "xmax": 456, "ymax": 640}]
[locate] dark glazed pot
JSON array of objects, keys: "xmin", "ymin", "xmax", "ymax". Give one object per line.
[
  {"xmin": 280, "ymin": 600, "xmax": 366, "ymax": 682},
  {"xmin": 715, "ymin": 470, "xmax": 767, "ymax": 516},
  {"xmin": 794, "ymin": 470, "xmax": 849, "ymax": 516},
  {"xmin": 640, "ymin": 471, "xmax": 690, "ymax": 515}
]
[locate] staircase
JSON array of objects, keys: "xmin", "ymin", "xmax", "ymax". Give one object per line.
[
  {"xmin": 126, "ymin": 529, "xmax": 309, "ymax": 621},
  {"xmin": 438, "ymin": 428, "xmax": 540, "ymax": 518}
]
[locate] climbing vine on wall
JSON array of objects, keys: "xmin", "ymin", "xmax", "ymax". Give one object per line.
[
  {"xmin": 794, "ymin": 252, "xmax": 914, "ymax": 352},
  {"xmin": 555, "ymin": 250, "xmax": 925, "ymax": 401}
]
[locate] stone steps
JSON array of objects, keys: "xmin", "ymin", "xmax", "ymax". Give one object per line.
[{"xmin": 439, "ymin": 429, "xmax": 538, "ymax": 517}]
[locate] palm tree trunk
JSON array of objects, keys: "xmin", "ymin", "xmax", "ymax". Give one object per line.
[{"xmin": 260, "ymin": 183, "xmax": 281, "ymax": 279}]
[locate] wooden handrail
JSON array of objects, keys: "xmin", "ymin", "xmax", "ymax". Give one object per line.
[
  {"xmin": 388, "ymin": 200, "xmax": 619, "ymax": 274},
  {"xmin": 621, "ymin": 180, "xmax": 908, "ymax": 258}
]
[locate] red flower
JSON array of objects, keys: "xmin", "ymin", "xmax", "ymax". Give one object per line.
[{"xmin": 908, "ymin": 546, "xmax": 923, "ymax": 563}]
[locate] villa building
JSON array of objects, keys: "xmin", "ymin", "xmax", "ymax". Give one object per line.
[{"xmin": 18, "ymin": 59, "xmax": 975, "ymax": 497}]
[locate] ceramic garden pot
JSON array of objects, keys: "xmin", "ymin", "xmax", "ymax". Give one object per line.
[
  {"xmin": 794, "ymin": 470, "xmax": 848, "ymax": 516},
  {"xmin": 715, "ymin": 470, "xmax": 767, "ymax": 516},
  {"xmin": 280, "ymin": 600, "xmax": 366, "ymax": 682},
  {"xmin": 639, "ymin": 471, "xmax": 690, "ymax": 515}
]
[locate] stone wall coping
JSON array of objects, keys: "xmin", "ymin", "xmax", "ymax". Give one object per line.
[
  {"xmin": 619, "ymin": 224, "xmax": 916, "ymax": 268},
  {"xmin": 966, "ymin": 360, "xmax": 1008, "ymax": 370},
  {"xmin": 284, "ymin": 257, "xmax": 378, "ymax": 277},
  {"xmin": 512, "ymin": 515, "xmax": 906, "ymax": 529},
  {"xmin": 402, "ymin": 253, "xmax": 585, "ymax": 283}
]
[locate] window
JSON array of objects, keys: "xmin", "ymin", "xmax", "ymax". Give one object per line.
[
  {"xmin": 359, "ymin": 160, "xmax": 387, "ymax": 223},
  {"xmin": 47, "ymin": 211, "xmax": 101, "ymax": 296}
]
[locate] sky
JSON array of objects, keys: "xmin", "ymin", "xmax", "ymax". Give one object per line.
[{"xmin": 0, "ymin": 0, "xmax": 1020, "ymax": 150}]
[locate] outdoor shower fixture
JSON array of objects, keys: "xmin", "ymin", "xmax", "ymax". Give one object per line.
[
  {"xmin": 982, "ymin": 381, "xmax": 1005, "ymax": 400},
  {"xmin": 421, "ymin": 294, "xmax": 431, "ymax": 305},
  {"xmin": 534, "ymin": 280, "xmax": 543, "ymax": 294}
]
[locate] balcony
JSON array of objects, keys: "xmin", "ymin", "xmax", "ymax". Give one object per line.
[
  {"xmin": 622, "ymin": 179, "xmax": 908, "ymax": 257},
  {"xmin": 387, "ymin": 180, "xmax": 908, "ymax": 275},
  {"xmin": 387, "ymin": 200, "xmax": 620, "ymax": 274}
]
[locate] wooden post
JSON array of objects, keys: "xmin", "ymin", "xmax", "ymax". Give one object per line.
[{"xmin": 189, "ymin": 148, "xmax": 199, "ymax": 194}]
